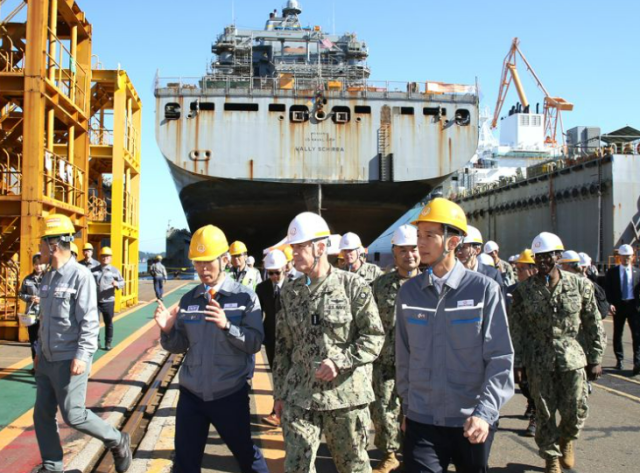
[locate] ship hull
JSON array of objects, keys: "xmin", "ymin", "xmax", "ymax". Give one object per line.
[{"xmin": 169, "ymin": 161, "xmax": 442, "ymax": 252}]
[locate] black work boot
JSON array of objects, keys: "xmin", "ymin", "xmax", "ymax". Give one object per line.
[
  {"xmin": 105, "ymin": 340, "xmax": 112, "ymax": 351},
  {"xmin": 111, "ymin": 431, "xmax": 132, "ymax": 473}
]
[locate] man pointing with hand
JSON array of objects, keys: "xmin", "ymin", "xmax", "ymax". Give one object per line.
[{"xmin": 155, "ymin": 224, "xmax": 268, "ymax": 473}]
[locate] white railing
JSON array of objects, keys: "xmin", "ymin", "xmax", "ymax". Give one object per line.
[{"xmin": 155, "ymin": 75, "xmax": 478, "ymax": 99}]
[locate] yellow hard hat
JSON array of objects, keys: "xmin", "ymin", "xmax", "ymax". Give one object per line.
[
  {"xmin": 70, "ymin": 242, "xmax": 79, "ymax": 255},
  {"xmin": 156, "ymin": 255, "xmax": 163, "ymax": 260},
  {"xmin": 42, "ymin": 214, "xmax": 75, "ymax": 238},
  {"xmin": 411, "ymin": 198, "xmax": 468, "ymax": 236},
  {"xmin": 229, "ymin": 241, "xmax": 248, "ymax": 256},
  {"xmin": 337, "ymin": 254, "xmax": 344, "ymax": 260},
  {"xmin": 100, "ymin": 246, "xmax": 113, "ymax": 256},
  {"xmin": 283, "ymin": 245, "xmax": 294, "ymax": 262},
  {"xmin": 189, "ymin": 225, "xmax": 229, "ymax": 261},
  {"xmin": 516, "ymin": 249, "xmax": 535, "ymax": 265},
  {"xmin": 83, "ymin": 242, "xmax": 94, "ymax": 251}
]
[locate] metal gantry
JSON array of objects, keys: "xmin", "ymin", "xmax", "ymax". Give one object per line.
[
  {"xmin": 0, "ymin": 0, "xmax": 141, "ymax": 340},
  {"xmin": 88, "ymin": 68, "xmax": 141, "ymax": 312}
]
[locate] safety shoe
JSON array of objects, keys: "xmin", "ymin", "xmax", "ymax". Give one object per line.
[
  {"xmin": 262, "ymin": 413, "xmax": 281, "ymax": 427},
  {"xmin": 615, "ymin": 360, "xmax": 623, "ymax": 370},
  {"xmin": 111, "ymin": 431, "xmax": 132, "ymax": 473},
  {"xmin": 545, "ymin": 457, "xmax": 561, "ymax": 473},
  {"xmin": 31, "ymin": 466, "xmax": 64, "ymax": 473},
  {"xmin": 525, "ymin": 416, "xmax": 536, "ymax": 437},
  {"xmin": 559, "ymin": 438, "xmax": 575, "ymax": 469},
  {"xmin": 373, "ymin": 452, "xmax": 401, "ymax": 473},
  {"xmin": 105, "ymin": 342, "xmax": 112, "ymax": 351},
  {"xmin": 524, "ymin": 402, "xmax": 535, "ymax": 418}
]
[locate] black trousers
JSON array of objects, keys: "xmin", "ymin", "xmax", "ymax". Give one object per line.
[
  {"xmin": 174, "ymin": 384, "xmax": 268, "ymax": 473},
  {"xmin": 153, "ymin": 277, "xmax": 164, "ymax": 299},
  {"xmin": 264, "ymin": 340, "xmax": 275, "ymax": 371},
  {"xmin": 28, "ymin": 321, "xmax": 40, "ymax": 360},
  {"xmin": 404, "ymin": 418, "xmax": 496, "ymax": 473},
  {"xmin": 97, "ymin": 301, "xmax": 115, "ymax": 344},
  {"xmin": 613, "ymin": 300, "xmax": 640, "ymax": 367}
]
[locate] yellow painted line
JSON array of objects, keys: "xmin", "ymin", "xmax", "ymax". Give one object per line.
[
  {"xmin": 145, "ymin": 425, "xmax": 175, "ymax": 473},
  {"xmin": 606, "ymin": 372, "xmax": 640, "ymax": 386},
  {"xmin": 253, "ymin": 350, "xmax": 285, "ymax": 472},
  {"xmin": 0, "ymin": 282, "xmax": 189, "ymax": 380},
  {"xmin": 593, "ymin": 382, "xmax": 640, "ymax": 403},
  {"xmin": 0, "ymin": 302, "xmax": 178, "ymax": 452}
]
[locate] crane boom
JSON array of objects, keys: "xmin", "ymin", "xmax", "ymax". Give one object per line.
[{"xmin": 491, "ymin": 37, "xmax": 573, "ymax": 146}]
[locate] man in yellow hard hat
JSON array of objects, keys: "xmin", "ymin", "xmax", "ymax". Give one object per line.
[
  {"xmin": 228, "ymin": 241, "xmax": 262, "ymax": 290},
  {"xmin": 154, "ymin": 225, "xmax": 268, "ymax": 473},
  {"xmin": 34, "ymin": 214, "xmax": 131, "ymax": 473},
  {"xmin": 505, "ymin": 249, "xmax": 539, "ymax": 438},
  {"xmin": 273, "ymin": 212, "xmax": 384, "ymax": 473},
  {"xmin": 69, "ymin": 242, "xmax": 79, "ymax": 260},
  {"xmin": 18, "ymin": 253, "xmax": 46, "ymax": 365},
  {"xmin": 79, "ymin": 242, "xmax": 99, "ymax": 270},
  {"xmin": 395, "ymin": 198, "xmax": 514, "ymax": 472},
  {"xmin": 92, "ymin": 247, "xmax": 125, "ymax": 350}
]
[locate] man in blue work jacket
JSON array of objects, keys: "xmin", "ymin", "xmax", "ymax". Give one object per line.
[
  {"xmin": 396, "ymin": 198, "xmax": 514, "ymax": 473},
  {"xmin": 34, "ymin": 214, "xmax": 131, "ymax": 473},
  {"xmin": 154, "ymin": 224, "xmax": 268, "ymax": 473}
]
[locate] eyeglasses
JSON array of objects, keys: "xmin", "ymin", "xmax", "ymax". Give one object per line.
[{"xmin": 268, "ymin": 271, "xmax": 282, "ymax": 276}]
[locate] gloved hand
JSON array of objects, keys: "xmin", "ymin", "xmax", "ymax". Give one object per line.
[{"xmin": 586, "ymin": 363, "xmax": 602, "ymax": 381}]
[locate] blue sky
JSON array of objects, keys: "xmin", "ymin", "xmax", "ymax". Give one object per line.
[{"xmin": 81, "ymin": 0, "xmax": 639, "ymax": 252}]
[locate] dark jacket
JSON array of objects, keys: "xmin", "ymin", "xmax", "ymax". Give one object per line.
[
  {"xmin": 160, "ymin": 277, "xmax": 264, "ymax": 401},
  {"xmin": 255, "ymin": 278, "xmax": 284, "ymax": 346},
  {"xmin": 604, "ymin": 265, "xmax": 640, "ymax": 309},
  {"xmin": 478, "ymin": 262, "xmax": 505, "ymax": 289}
]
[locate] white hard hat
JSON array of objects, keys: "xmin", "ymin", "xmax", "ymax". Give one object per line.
[
  {"xmin": 286, "ymin": 212, "xmax": 331, "ymax": 245},
  {"xmin": 247, "ymin": 256, "xmax": 255, "ymax": 265},
  {"xmin": 618, "ymin": 244, "xmax": 634, "ymax": 256},
  {"xmin": 478, "ymin": 253, "xmax": 495, "ymax": 267},
  {"xmin": 508, "ymin": 255, "xmax": 517, "ymax": 263},
  {"xmin": 463, "ymin": 226, "xmax": 483, "ymax": 245},
  {"xmin": 339, "ymin": 232, "xmax": 362, "ymax": 251},
  {"xmin": 578, "ymin": 252, "xmax": 592, "ymax": 267},
  {"xmin": 392, "ymin": 225, "xmax": 417, "ymax": 246},
  {"xmin": 531, "ymin": 232, "xmax": 564, "ymax": 255},
  {"xmin": 484, "ymin": 240, "xmax": 499, "ymax": 254},
  {"xmin": 264, "ymin": 249, "xmax": 287, "ymax": 270},
  {"xmin": 327, "ymin": 234, "xmax": 342, "ymax": 256},
  {"xmin": 559, "ymin": 250, "xmax": 580, "ymax": 263}
]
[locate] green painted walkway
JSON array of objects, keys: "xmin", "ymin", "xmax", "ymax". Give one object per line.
[{"xmin": 0, "ymin": 283, "xmax": 195, "ymax": 429}]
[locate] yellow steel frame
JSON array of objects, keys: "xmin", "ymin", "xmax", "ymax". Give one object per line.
[
  {"xmin": 88, "ymin": 69, "xmax": 141, "ymax": 311},
  {"xmin": 0, "ymin": 1, "xmax": 141, "ymax": 339}
]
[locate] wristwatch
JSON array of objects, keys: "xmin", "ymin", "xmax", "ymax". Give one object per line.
[{"xmin": 223, "ymin": 320, "xmax": 231, "ymax": 331}]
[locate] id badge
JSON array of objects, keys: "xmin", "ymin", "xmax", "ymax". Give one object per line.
[
  {"xmin": 180, "ymin": 312, "xmax": 204, "ymax": 324},
  {"xmin": 311, "ymin": 313, "xmax": 320, "ymax": 326}
]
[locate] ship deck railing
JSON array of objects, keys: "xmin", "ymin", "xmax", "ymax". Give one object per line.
[{"xmin": 154, "ymin": 76, "xmax": 478, "ymax": 101}]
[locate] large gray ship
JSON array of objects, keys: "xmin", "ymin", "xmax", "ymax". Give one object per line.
[{"xmin": 154, "ymin": 1, "xmax": 479, "ymax": 251}]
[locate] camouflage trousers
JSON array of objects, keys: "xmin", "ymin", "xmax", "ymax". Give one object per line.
[
  {"xmin": 282, "ymin": 403, "xmax": 372, "ymax": 473},
  {"xmin": 528, "ymin": 368, "xmax": 588, "ymax": 459},
  {"xmin": 370, "ymin": 362, "xmax": 402, "ymax": 453}
]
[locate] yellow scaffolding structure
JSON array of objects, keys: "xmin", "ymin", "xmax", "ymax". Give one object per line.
[
  {"xmin": 88, "ymin": 69, "xmax": 141, "ymax": 311},
  {"xmin": 0, "ymin": 0, "xmax": 141, "ymax": 339}
]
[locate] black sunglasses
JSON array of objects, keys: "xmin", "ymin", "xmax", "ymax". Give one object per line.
[{"xmin": 268, "ymin": 271, "xmax": 282, "ymax": 276}]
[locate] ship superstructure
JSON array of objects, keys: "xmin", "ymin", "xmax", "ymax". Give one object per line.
[{"xmin": 155, "ymin": 1, "xmax": 479, "ymax": 250}]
